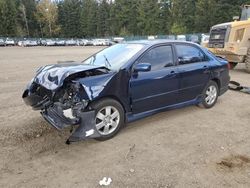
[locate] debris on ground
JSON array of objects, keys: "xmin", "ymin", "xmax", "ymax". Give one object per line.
[
  {"xmin": 99, "ymin": 177, "xmax": 112, "ymax": 186},
  {"xmin": 125, "ymin": 144, "xmax": 135, "ymax": 160},
  {"xmin": 129, "ymin": 169, "xmax": 135, "ymax": 173},
  {"xmin": 217, "ymin": 155, "xmax": 250, "ymax": 169}
]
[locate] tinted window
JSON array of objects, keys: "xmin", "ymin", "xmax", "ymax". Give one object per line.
[
  {"xmin": 139, "ymin": 46, "xmax": 174, "ymax": 71},
  {"xmin": 176, "ymin": 44, "xmax": 206, "ymax": 65}
]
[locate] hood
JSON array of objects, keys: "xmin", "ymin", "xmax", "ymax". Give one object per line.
[{"xmin": 34, "ymin": 63, "xmax": 108, "ymax": 90}]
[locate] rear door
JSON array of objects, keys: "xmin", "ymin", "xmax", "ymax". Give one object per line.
[
  {"xmin": 174, "ymin": 44, "xmax": 211, "ymax": 103},
  {"xmin": 130, "ymin": 45, "xmax": 179, "ymax": 114}
]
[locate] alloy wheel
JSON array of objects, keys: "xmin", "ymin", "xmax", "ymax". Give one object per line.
[
  {"xmin": 205, "ymin": 85, "xmax": 217, "ymax": 105},
  {"xmin": 95, "ymin": 106, "xmax": 120, "ymax": 135}
]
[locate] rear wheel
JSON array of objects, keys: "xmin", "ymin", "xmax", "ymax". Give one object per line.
[
  {"xmin": 90, "ymin": 98, "xmax": 124, "ymax": 141},
  {"xmin": 229, "ymin": 62, "xmax": 238, "ymax": 70},
  {"xmin": 199, "ymin": 81, "xmax": 219, "ymax": 108},
  {"xmin": 245, "ymin": 48, "xmax": 250, "ymax": 73}
]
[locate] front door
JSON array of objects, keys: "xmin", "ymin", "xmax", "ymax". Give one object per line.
[{"xmin": 130, "ymin": 45, "xmax": 179, "ymax": 114}]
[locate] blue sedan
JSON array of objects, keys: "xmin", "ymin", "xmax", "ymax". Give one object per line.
[{"xmin": 22, "ymin": 40, "xmax": 230, "ymax": 143}]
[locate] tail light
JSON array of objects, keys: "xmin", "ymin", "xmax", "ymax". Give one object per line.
[{"xmin": 227, "ymin": 62, "xmax": 231, "ymax": 69}]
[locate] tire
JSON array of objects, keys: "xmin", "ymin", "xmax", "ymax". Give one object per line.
[
  {"xmin": 245, "ymin": 48, "xmax": 250, "ymax": 73},
  {"xmin": 199, "ymin": 80, "xmax": 219, "ymax": 109},
  {"xmin": 90, "ymin": 98, "xmax": 125, "ymax": 141},
  {"xmin": 229, "ymin": 62, "xmax": 238, "ymax": 70}
]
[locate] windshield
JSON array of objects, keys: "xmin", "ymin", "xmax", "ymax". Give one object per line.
[{"xmin": 82, "ymin": 43, "xmax": 144, "ymax": 70}]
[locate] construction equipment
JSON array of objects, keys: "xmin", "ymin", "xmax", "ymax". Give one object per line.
[{"xmin": 208, "ymin": 5, "xmax": 250, "ymax": 73}]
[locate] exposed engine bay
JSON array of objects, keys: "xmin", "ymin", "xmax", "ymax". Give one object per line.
[{"xmin": 23, "ymin": 65, "xmax": 111, "ymax": 143}]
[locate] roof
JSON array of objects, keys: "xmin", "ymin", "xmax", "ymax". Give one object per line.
[{"xmin": 127, "ymin": 39, "xmax": 197, "ymax": 46}]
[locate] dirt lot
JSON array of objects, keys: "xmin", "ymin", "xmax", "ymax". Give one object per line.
[{"xmin": 0, "ymin": 46, "xmax": 250, "ymax": 188}]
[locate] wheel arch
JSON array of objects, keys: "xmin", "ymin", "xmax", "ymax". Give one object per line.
[
  {"xmin": 211, "ymin": 77, "xmax": 221, "ymax": 89},
  {"xmin": 89, "ymin": 95, "xmax": 128, "ymax": 114}
]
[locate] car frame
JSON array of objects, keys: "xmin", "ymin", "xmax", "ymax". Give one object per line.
[{"xmin": 22, "ymin": 40, "xmax": 230, "ymax": 143}]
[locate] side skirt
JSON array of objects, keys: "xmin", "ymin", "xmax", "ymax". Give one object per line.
[{"xmin": 126, "ymin": 97, "xmax": 201, "ymax": 123}]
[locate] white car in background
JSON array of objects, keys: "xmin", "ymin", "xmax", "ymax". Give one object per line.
[
  {"xmin": 5, "ymin": 38, "xmax": 15, "ymax": 46},
  {"xmin": 65, "ymin": 39, "xmax": 77, "ymax": 46},
  {"xmin": 24, "ymin": 40, "xmax": 38, "ymax": 47},
  {"xmin": 45, "ymin": 39, "xmax": 56, "ymax": 46},
  {"xmin": 177, "ymin": 35, "xmax": 186, "ymax": 41},
  {"xmin": 92, "ymin": 39, "xmax": 104, "ymax": 46},
  {"xmin": 0, "ymin": 38, "xmax": 5, "ymax": 46}
]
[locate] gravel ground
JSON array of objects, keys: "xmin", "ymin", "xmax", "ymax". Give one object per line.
[{"xmin": 0, "ymin": 46, "xmax": 250, "ymax": 188}]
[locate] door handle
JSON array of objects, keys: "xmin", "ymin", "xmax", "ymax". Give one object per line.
[{"xmin": 170, "ymin": 70, "xmax": 175, "ymax": 74}]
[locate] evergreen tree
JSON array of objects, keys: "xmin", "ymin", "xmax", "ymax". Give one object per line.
[
  {"xmin": 59, "ymin": 0, "xmax": 82, "ymax": 38},
  {"xmin": 0, "ymin": 0, "xmax": 18, "ymax": 36}
]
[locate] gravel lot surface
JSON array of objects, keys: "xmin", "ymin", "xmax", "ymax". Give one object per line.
[{"xmin": 0, "ymin": 46, "xmax": 250, "ymax": 188}]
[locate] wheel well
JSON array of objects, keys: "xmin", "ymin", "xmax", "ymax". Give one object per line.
[
  {"xmin": 211, "ymin": 78, "xmax": 221, "ymax": 89},
  {"xmin": 89, "ymin": 96, "xmax": 127, "ymax": 113}
]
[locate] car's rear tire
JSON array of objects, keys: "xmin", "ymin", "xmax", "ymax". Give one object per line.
[
  {"xmin": 90, "ymin": 98, "xmax": 125, "ymax": 141},
  {"xmin": 199, "ymin": 80, "xmax": 219, "ymax": 108}
]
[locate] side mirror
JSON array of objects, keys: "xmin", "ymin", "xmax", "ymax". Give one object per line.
[{"xmin": 134, "ymin": 63, "xmax": 151, "ymax": 72}]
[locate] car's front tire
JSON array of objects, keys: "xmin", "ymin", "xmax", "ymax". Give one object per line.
[
  {"xmin": 90, "ymin": 98, "xmax": 125, "ymax": 141},
  {"xmin": 199, "ymin": 80, "xmax": 219, "ymax": 108}
]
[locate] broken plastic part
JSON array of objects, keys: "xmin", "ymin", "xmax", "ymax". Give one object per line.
[{"xmin": 68, "ymin": 110, "xmax": 101, "ymax": 142}]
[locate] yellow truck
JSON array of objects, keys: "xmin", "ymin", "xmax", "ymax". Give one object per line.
[{"xmin": 208, "ymin": 5, "xmax": 250, "ymax": 73}]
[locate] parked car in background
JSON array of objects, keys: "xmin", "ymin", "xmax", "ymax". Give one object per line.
[
  {"xmin": 65, "ymin": 39, "xmax": 77, "ymax": 46},
  {"xmin": 45, "ymin": 39, "xmax": 56, "ymax": 46},
  {"xmin": 167, "ymin": 35, "xmax": 176, "ymax": 40},
  {"xmin": 5, "ymin": 38, "xmax": 15, "ymax": 46},
  {"xmin": 23, "ymin": 40, "xmax": 38, "ymax": 47},
  {"xmin": 189, "ymin": 35, "xmax": 200, "ymax": 44},
  {"xmin": 55, "ymin": 39, "xmax": 66, "ymax": 46},
  {"xmin": 201, "ymin": 34, "xmax": 210, "ymax": 48},
  {"xmin": 0, "ymin": 38, "xmax": 5, "ymax": 46},
  {"xmin": 17, "ymin": 40, "xmax": 24, "ymax": 46},
  {"xmin": 40, "ymin": 39, "xmax": 47, "ymax": 46},
  {"xmin": 177, "ymin": 35, "xmax": 186, "ymax": 41},
  {"xmin": 22, "ymin": 40, "xmax": 230, "ymax": 143},
  {"xmin": 92, "ymin": 39, "xmax": 103, "ymax": 46},
  {"xmin": 104, "ymin": 39, "xmax": 114, "ymax": 46},
  {"xmin": 113, "ymin": 37, "xmax": 125, "ymax": 43},
  {"xmin": 80, "ymin": 39, "xmax": 92, "ymax": 46}
]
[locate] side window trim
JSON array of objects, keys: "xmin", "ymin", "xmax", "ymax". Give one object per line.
[
  {"xmin": 135, "ymin": 44, "xmax": 176, "ymax": 71},
  {"xmin": 174, "ymin": 43, "xmax": 209, "ymax": 65}
]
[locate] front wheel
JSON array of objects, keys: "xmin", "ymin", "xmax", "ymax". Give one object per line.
[
  {"xmin": 199, "ymin": 81, "xmax": 219, "ymax": 108},
  {"xmin": 90, "ymin": 98, "xmax": 125, "ymax": 141}
]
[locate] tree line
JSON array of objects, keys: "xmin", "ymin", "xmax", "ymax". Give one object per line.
[{"xmin": 0, "ymin": 0, "xmax": 249, "ymax": 38}]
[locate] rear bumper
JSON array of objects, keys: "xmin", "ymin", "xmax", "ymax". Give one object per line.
[{"xmin": 219, "ymin": 86, "xmax": 228, "ymax": 96}]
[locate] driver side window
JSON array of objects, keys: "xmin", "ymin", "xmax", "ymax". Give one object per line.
[{"xmin": 138, "ymin": 45, "xmax": 174, "ymax": 71}]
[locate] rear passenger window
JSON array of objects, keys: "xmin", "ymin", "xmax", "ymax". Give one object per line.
[
  {"xmin": 139, "ymin": 45, "xmax": 174, "ymax": 71},
  {"xmin": 176, "ymin": 44, "xmax": 206, "ymax": 65}
]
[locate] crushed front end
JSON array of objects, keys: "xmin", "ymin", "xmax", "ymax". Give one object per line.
[{"xmin": 22, "ymin": 64, "xmax": 108, "ymax": 143}]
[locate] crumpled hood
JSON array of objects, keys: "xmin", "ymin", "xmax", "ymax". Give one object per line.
[{"xmin": 34, "ymin": 63, "xmax": 107, "ymax": 90}]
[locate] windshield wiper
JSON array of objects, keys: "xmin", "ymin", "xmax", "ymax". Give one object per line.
[{"xmin": 103, "ymin": 55, "xmax": 111, "ymax": 68}]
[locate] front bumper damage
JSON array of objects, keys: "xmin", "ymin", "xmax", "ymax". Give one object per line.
[
  {"xmin": 40, "ymin": 106, "xmax": 101, "ymax": 143},
  {"xmin": 22, "ymin": 82, "xmax": 102, "ymax": 143}
]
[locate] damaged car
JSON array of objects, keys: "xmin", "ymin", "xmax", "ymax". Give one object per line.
[{"xmin": 22, "ymin": 40, "xmax": 230, "ymax": 143}]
